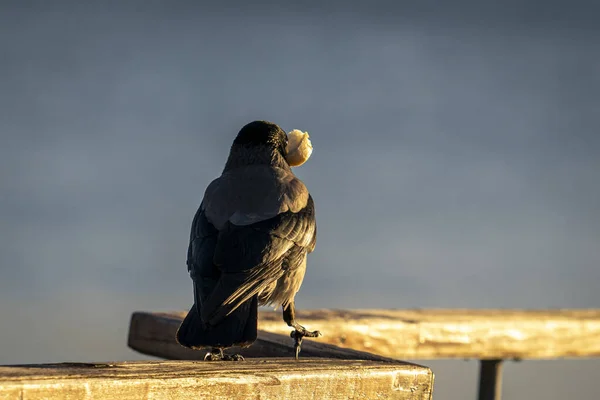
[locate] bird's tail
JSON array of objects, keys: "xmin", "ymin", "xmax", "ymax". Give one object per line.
[
  {"xmin": 176, "ymin": 297, "xmax": 259, "ymax": 350},
  {"xmin": 176, "ymin": 306, "xmax": 205, "ymax": 349}
]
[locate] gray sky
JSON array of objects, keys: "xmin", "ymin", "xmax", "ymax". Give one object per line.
[{"xmin": 1, "ymin": 1, "xmax": 599, "ymax": 399}]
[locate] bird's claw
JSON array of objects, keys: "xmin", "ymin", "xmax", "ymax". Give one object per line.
[
  {"xmin": 222, "ymin": 354, "xmax": 245, "ymax": 361},
  {"xmin": 203, "ymin": 352, "xmax": 220, "ymax": 361},
  {"xmin": 290, "ymin": 328, "xmax": 322, "ymax": 360},
  {"xmin": 203, "ymin": 350, "xmax": 244, "ymax": 361}
]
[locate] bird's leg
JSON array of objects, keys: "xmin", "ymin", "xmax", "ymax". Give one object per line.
[
  {"xmin": 283, "ymin": 302, "xmax": 322, "ymax": 360},
  {"xmin": 203, "ymin": 347, "xmax": 245, "ymax": 361},
  {"xmin": 203, "ymin": 347, "xmax": 224, "ymax": 361}
]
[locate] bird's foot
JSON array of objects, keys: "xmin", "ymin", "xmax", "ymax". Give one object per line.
[
  {"xmin": 203, "ymin": 348, "xmax": 245, "ymax": 361},
  {"xmin": 290, "ymin": 326, "xmax": 322, "ymax": 360},
  {"xmin": 222, "ymin": 354, "xmax": 245, "ymax": 361},
  {"xmin": 203, "ymin": 351, "xmax": 222, "ymax": 361}
]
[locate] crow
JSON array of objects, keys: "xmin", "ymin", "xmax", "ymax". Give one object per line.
[{"xmin": 176, "ymin": 121, "xmax": 320, "ymax": 360}]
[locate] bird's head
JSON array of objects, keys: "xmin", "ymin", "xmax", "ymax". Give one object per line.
[
  {"xmin": 225, "ymin": 121, "xmax": 312, "ymax": 170},
  {"xmin": 233, "ymin": 120, "xmax": 289, "ymax": 160}
]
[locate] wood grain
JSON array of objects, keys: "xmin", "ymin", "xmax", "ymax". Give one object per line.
[
  {"xmin": 138, "ymin": 309, "xmax": 600, "ymax": 360},
  {"xmin": 0, "ymin": 360, "xmax": 434, "ymax": 400}
]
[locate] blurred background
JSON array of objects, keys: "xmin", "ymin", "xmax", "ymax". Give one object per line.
[{"xmin": 1, "ymin": 1, "xmax": 599, "ymax": 398}]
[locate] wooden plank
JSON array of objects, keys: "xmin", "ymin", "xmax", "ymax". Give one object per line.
[
  {"xmin": 0, "ymin": 360, "xmax": 434, "ymax": 400},
  {"xmin": 128, "ymin": 311, "xmax": 398, "ymax": 362},
  {"xmin": 259, "ymin": 309, "xmax": 600, "ymax": 359},
  {"xmin": 140, "ymin": 309, "xmax": 600, "ymax": 360}
]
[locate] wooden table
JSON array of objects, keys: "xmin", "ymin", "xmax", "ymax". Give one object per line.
[
  {"xmin": 0, "ymin": 360, "xmax": 433, "ymax": 399},
  {"xmin": 128, "ymin": 309, "xmax": 600, "ymax": 400}
]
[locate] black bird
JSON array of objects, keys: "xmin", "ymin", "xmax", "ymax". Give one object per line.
[{"xmin": 176, "ymin": 121, "xmax": 320, "ymax": 360}]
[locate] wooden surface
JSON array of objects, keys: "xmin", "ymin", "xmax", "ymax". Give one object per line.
[
  {"xmin": 136, "ymin": 309, "xmax": 600, "ymax": 360},
  {"xmin": 0, "ymin": 360, "xmax": 434, "ymax": 400},
  {"xmin": 129, "ymin": 311, "xmax": 398, "ymax": 361}
]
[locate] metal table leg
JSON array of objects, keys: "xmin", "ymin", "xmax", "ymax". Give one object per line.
[{"xmin": 477, "ymin": 359, "xmax": 503, "ymax": 400}]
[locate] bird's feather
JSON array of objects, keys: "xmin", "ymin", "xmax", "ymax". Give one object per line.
[
  {"xmin": 202, "ymin": 165, "xmax": 309, "ymax": 230},
  {"xmin": 199, "ymin": 195, "xmax": 316, "ymax": 327}
]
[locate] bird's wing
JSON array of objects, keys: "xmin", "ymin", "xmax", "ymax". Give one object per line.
[
  {"xmin": 187, "ymin": 202, "xmax": 217, "ymax": 272},
  {"xmin": 186, "ymin": 203, "xmax": 220, "ymax": 315},
  {"xmin": 197, "ymin": 167, "xmax": 316, "ymax": 327},
  {"xmin": 218, "ymin": 195, "xmax": 316, "ymax": 308}
]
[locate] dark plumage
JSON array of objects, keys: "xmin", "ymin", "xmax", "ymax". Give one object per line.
[{"xmin": 176, "ymin": 121, "xmax": 319, "ymax": 360}]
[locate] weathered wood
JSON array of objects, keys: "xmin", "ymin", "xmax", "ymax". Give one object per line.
[
  {"xmin": 142, "ymin": 309, "xmax": 600, "ymax": 360},
  {"xmin": 129, "ymin": 311, "xmax": 398, "ymax": 362},
  {"xmin": 260, "ymin": 309, "xmax": 600, "ymax": 359},
  {"xmin": 0, "ymin": 360, "xmax": 434, "ymax": 400}
]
